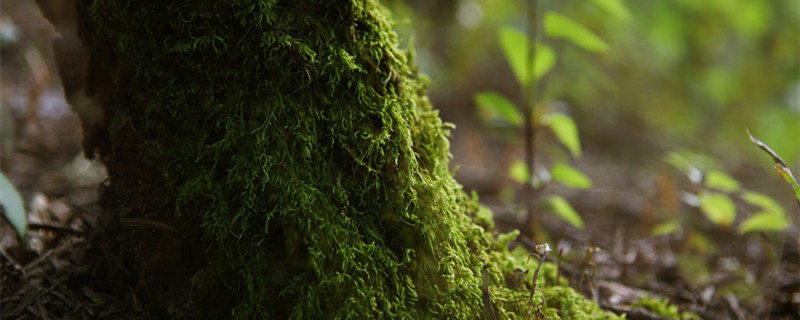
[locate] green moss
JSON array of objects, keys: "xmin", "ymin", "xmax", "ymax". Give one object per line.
[
  {"xmin": 632, "ymin": 295, "xmax": 699, "ymax": 320},
  {"xmin": 80, "ymin": 0, "xmax": 626, "ymax": 318}
]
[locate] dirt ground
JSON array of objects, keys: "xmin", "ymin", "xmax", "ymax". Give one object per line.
[{"xmin": 1, "ymin": 1, "xmax": 798, "ymax": 319}]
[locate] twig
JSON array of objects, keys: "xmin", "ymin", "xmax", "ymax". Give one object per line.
[
  {"xmin": 724, "ymin": 293, "xmax": 748, "ymax": 320},
  {"xmin": 22, "ymin": 238, "xmax": 87, "ymax": 274},
  {"xmin": 28, "ymin": 223, "xmax": 84, "ymax": 235},
  {"xmin": 119, "ymin": 218, "xmax": 173, "ymax": 231},
  {"xmin": 36, "ymin": 297, "xmax": 50, "ymax": 320}
]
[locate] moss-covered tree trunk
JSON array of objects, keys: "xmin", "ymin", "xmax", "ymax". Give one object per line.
[
  {"xmin": 55, "ymin": 1, "xmax": 620, "ymax": 319},
  {"xmin": 76, "ymin": 1, "xmax": 495, "ymax": 318}
]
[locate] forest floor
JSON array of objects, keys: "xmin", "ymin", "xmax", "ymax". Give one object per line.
[{"xmin": 1, "ymin": 1, "xmax": 799, "ymax": 319}]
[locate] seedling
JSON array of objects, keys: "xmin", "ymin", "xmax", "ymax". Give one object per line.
[
  {"xmin": 476, "ymin": 6, "xmax": 611, "ymax": 232},
  {"xmin": 526, "ymin": 243, "xmax": 551, "ymax": 318}
]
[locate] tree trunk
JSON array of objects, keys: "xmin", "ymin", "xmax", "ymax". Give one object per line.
[{"xmin": 66, "ymin": 1, "xmax": 500, "ymax": 318}]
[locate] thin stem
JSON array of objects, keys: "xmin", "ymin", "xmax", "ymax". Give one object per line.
[{"xmin": 523, "ymin": 0, "xmax": 540, "ymax": 235}]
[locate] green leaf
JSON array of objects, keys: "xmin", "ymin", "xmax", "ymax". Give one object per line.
[
  {"xmin": 546, "ymin": 195, "xmax": 585, "ymax": 229},
  {"xmin": 551, "ymin": 163, "xmax": 592, "ymax": 189},
  {"xmin": 508, "ymin": 160, "xmax": 530, "ymax": 184},
  {"xmin": 533, "ymin": 43, "xmax": 556, "ymax": 80},
  {"xmin": 498, "ymin": 27, "xmax": 556, "ymax": 83},
  {"xmin": 779, "ymin": 169, "xmax": 800, "ymax": 203},
  {"xmin": 741, "ymin": 191, "xmax": 785, "ymax": 216},
  {"xmin": 652, "ymin": 220, "xmax": 681, "ymax": 236},
  {"xmin": 542, "ymin": 113, "xmax": 581, "ymax": 157},
  {"xmin": 738, "ymin": 212, "xmax": 790, "ymax": 234},
  {"xmin": 747, "ymin": 129, "xmax": 800, "ymax": 204},
  {"xmin": 739, "ymin": 191, "xmax": 789, "ymax": 233},
  {"xmin": 499, "ymin": 27, "xmax": 531, "ymax": 84},
  {"xmin": 664, "ymin": 152, "xmax": 693, "ymax": 173},
  {"xmin": 0, "ymin": 171, "xmax": 26, "ymax": 237},
  {"xmin": 699, "ymin": 192, "xmax": 736, "ymax": 227},
  {"xmin": 663, "ymin": 152, "xmax": 703, "ymax": 183},
  {"xmin": 475, "ymin": 92, "xmax": 523, "ymax": 126},
  {"xmin": 705, "ymin": 170, "xmax": 740, "ymax": 192},
  {"xmin": 589, "ymin": 0, "xmax": 631, "ymax": 22},
  {"xmin": 544, "ymin": 12, "xmax": 610, "ymax": 53}
]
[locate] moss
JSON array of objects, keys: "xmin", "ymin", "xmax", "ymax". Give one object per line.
[
  {"xmin": 632, "ymin": 296, "xmax": 699, "ymax": 320},
  {"xmin": 80, "ymin": 0, "xmax": 626, "ymax": 319}
]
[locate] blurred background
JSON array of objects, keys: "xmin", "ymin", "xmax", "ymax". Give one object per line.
[
  {"xmin": 384, "ymin": 0, "xmax": 798, "ymax": 201},
  {"xmin": 0, "ymin": 0, "xmax": 798, "ymax": 318},
  {"xmin": 384, "ymin": 0, "xmax": 800, "ymax": 317}
]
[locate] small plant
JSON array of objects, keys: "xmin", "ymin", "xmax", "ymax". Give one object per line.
[
  {"xmin": 659, "ymin": 149, "xmax": 791, "ymax": 235},
  {"xmin": 525, "ymin": 243, "xmax": 551, "ymax": 316},
  {"xmin": 475, "ymin": 9, "xmax": 613, "ymax": 230}
]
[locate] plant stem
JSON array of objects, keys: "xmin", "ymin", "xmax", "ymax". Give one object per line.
[{"xmin": 523, "ymin": 0, "xmax": 540, "ymax": 236}]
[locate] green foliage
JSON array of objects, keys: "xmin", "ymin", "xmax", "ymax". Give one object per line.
[
  {"xmin": 543, "ymin": 113, "xmax": 582, "ymax": 158},
  {"xmin": 497, "ymin": 229, "xmax": 521, "ymax": 249},
  {"xmin": 748, "ymin": 129, "xmax": 800, "ymax": 204},
  {"xmin": 544, "ymin": 12, "xmax": 610, "ymax": 53},
  {"xmin": 738, "ymin": 191, "xmax": 790, "ymax": 234},
  {"xmin": 477, "ymin": 9, "xmax": 602, "ymax": 231},
  {"xmin": 589, "ymin": 0, "xmax": 631, "ymax": 22},
  {"xmin": 551, "ymin": 163, "xmax": 592, "ymax": 189},
  {"xmin": 496, "ymin": 245, "xmax": 621, "ymax": 319},
  {"xmin": 533, "ymin": 43, "xmax": 557, "ymax": 80},
  {"xmin": 699, "ymin": 192, "xmax": 736, "ymax": 227},
  {"xmin": 499, "ymin": 27, "xmax": 532, "ymax": 85},
  {"xmin": 741, "ymin": 191, "xmax": 785, "ymax": 215},
  {"xmin": 738, "ymin": 212, "xmax": 790, "ymax": 234},
  {"xmin": 397, "ymin": 0, "xmax": 799, "ymax": 172},
  {"xmin": 704, "ymin": 170, "xmax": 740, "ymax": 192},
  {"xmin": 651, "ymin": 220, "xmax": 680, "ymax": 236},
  {"xmin": 498, "ymin": 27, "xmax": 556, "ymax": 84},
  {"xmin": 545, "ymin": 195, "xmax": 585, "ymax": 229},
  {"xmin": 508, "ymin": 160, "xmax": 530, "ymax": 185},
  {"xmin": 663, "ymin": 150, "xmax": 791, "ymax": 234},
  {"xmin": 540, "ymin": 286, "xmax": 612, "ymax": 318},
  {"xmin": 475, "ymin": 91, "xmax": 523, "ymax": 126},
  {"xmin": 663, "ymin": 152, "xmax": 699, "ymax": 178},
  {"xmin": 632, "ymin": 295, "xmax": 696, "ymax": 319},
  {"xmin": 0, "ymin": 171, "xmax": 26, "ymax": 238}
]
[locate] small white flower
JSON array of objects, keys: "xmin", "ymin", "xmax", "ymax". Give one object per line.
[{"xmin": 535, "ymin": 243, "xmax": 552, "ymax": 255}]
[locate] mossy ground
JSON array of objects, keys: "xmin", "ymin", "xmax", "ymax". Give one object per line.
[{"xmin": 81, "ymin": 0, "xmax": 627, "ymax": 318}]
